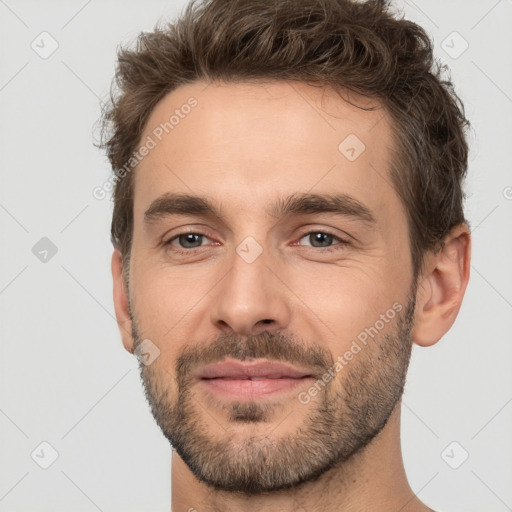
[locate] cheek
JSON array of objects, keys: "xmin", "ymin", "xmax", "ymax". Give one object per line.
[
  {"xmin": 130, "ymin": 256, "xmax": 219, "ymax": 350},
  {"xmin": 283, "ymin": 262, "xmax": 404, "ymax": 349}
]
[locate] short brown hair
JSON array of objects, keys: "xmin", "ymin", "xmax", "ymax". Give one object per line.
[{"xmin": 100, "ymin": 0, "xmax": 470, "ymax": 279}]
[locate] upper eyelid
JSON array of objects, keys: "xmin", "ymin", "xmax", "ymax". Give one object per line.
[
  {"xmin": 161, "ymin": 226, "xmax": 214, "ymax": 243},
  {"xmin": 297, "ymin": 231, "xmax": 348, "ymax": 243},
  {"xmin": 164, "ymin": 229, "xmax": 349, "ymax": 247},
  {"xmin": 165, "ymin": 231, "xmax": 215, "ymax": 246}
]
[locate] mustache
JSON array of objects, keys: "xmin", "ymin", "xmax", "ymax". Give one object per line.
[{"xmin": 175, "ymin": 331, "xmax": 334, "ymax": 382}]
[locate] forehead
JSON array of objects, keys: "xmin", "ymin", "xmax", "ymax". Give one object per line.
[{"xmin": 133, "ymin": 80, "xmax": 400, "ymax": 223}]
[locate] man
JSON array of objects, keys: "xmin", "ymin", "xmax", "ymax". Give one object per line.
[{"xmin": 101, "ymin": 0, "xmax": 471, "ymax": 510}]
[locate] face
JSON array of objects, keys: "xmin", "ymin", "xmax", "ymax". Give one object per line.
[{"xmin": 126, "ymin": 80, "xmax": 417, "ymax": 493}]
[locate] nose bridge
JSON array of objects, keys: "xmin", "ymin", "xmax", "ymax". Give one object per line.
[{"xmin": 210, "ymin": 239, "xmax": 290, "ymax": 336}]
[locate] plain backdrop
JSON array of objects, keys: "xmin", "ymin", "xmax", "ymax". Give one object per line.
[{"xmin": 1, "ymin": 1, "xmax": 511, "ymax": 511}]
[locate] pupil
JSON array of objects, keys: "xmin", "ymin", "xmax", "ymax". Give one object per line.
[
  {"xmin": 181, "ymin": 234, "xmax": 201, "ymax": 248},
  {"xmin": 312, "ymin": 233, "xmax": 332, "ymax": 247}
]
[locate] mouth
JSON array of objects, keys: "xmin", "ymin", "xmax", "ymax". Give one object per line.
[{"xmin": 194, "ymin": 359, "xmax": 316, "ymax": 399}]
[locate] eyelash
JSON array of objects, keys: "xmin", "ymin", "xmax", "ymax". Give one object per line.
[
  {"xmin": 294, "ymin": 231, "xmax": 350, "ymax": 252},
  {"xmin": 163, "ymin": 230, "xmax": 350, "ymax": 255}
]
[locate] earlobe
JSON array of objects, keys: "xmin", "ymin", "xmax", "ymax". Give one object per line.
[
  {"xmin": 412, "ymin": 225, "xmax": 471, "ymax": 347},
  {"xmin": 111, "ymin": 249, "xmax": 135, "ymax": 353}
]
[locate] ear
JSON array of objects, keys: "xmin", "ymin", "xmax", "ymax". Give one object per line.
[
  {"xmin": 111, "ymin": 249, "xmax": 135, "ymax": 353},
  {"xmin": 412, "ymin": 225, "xmax": 471, "ymax": 347}
]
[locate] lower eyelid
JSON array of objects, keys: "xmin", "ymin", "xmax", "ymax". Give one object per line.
[
  {"xmin": 164, "ymin": 233, "xmax": 211, "ymax": 248},
  {"xmin": 296, "ymin": 231, "xmax": 349, "ymax": 246},
  {"xmin": 163, "ymin": 231, "xmax": 349, "ymax": 251}
]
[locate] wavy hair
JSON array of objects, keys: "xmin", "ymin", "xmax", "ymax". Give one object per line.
[{"xmin": 100, "ymin": 0, "xmax": 470, "ymax": 279}]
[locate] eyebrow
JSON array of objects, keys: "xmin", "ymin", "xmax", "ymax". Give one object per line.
[{"xmin": 144, "ymin": 192, "xmax": 376, "ymax": 225}]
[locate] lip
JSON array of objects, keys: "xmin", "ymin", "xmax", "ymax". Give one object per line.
[
  {"xmin": 194, "ymin": 359, "xmax": 314, "ymax": 380},
  {"xmin": 194, "ymin": 359, "xmax": 316, "ymax": 399}
]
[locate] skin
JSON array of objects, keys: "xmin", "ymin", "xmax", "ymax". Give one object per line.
[{"xmin": 111, "ymin": 80, "xmax": 471, "ymax": 512}]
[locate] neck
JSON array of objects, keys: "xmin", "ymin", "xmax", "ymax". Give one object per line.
[{"xmin": 171, "ymin": 403, "xmax": 432, "ymax": 512}]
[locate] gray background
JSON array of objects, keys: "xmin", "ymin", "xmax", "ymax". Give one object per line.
[{"xmin": 1, "ymin": 0, "xmax": 511, "ymax": 511}]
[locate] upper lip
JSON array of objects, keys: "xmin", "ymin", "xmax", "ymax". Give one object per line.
[{"xmin": 194, "ymin": 359, "xmax": 314, "ymax": 380}]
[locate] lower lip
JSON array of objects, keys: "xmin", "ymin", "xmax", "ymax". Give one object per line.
[{"xmin": 199, "ymin": 377, "xmax": 313, "ymax": 399}]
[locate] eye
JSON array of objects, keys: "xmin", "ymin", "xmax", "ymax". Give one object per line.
[
  {"xmin": 296, "ymin": 231, "xmax": 349, "ymax": 250},
  {"xmin": 165, "ymin": 232, "xmax": 212, "ymax": 251}
]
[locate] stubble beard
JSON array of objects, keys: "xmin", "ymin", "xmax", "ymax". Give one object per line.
[{"xmin": 133, "ymin": 295, "xmax": 415, "ymax": 494}]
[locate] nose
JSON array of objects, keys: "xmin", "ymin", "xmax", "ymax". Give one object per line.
[{"xmin": 210, "ymin": 246, "xmax": 291, "ymax": 337}]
